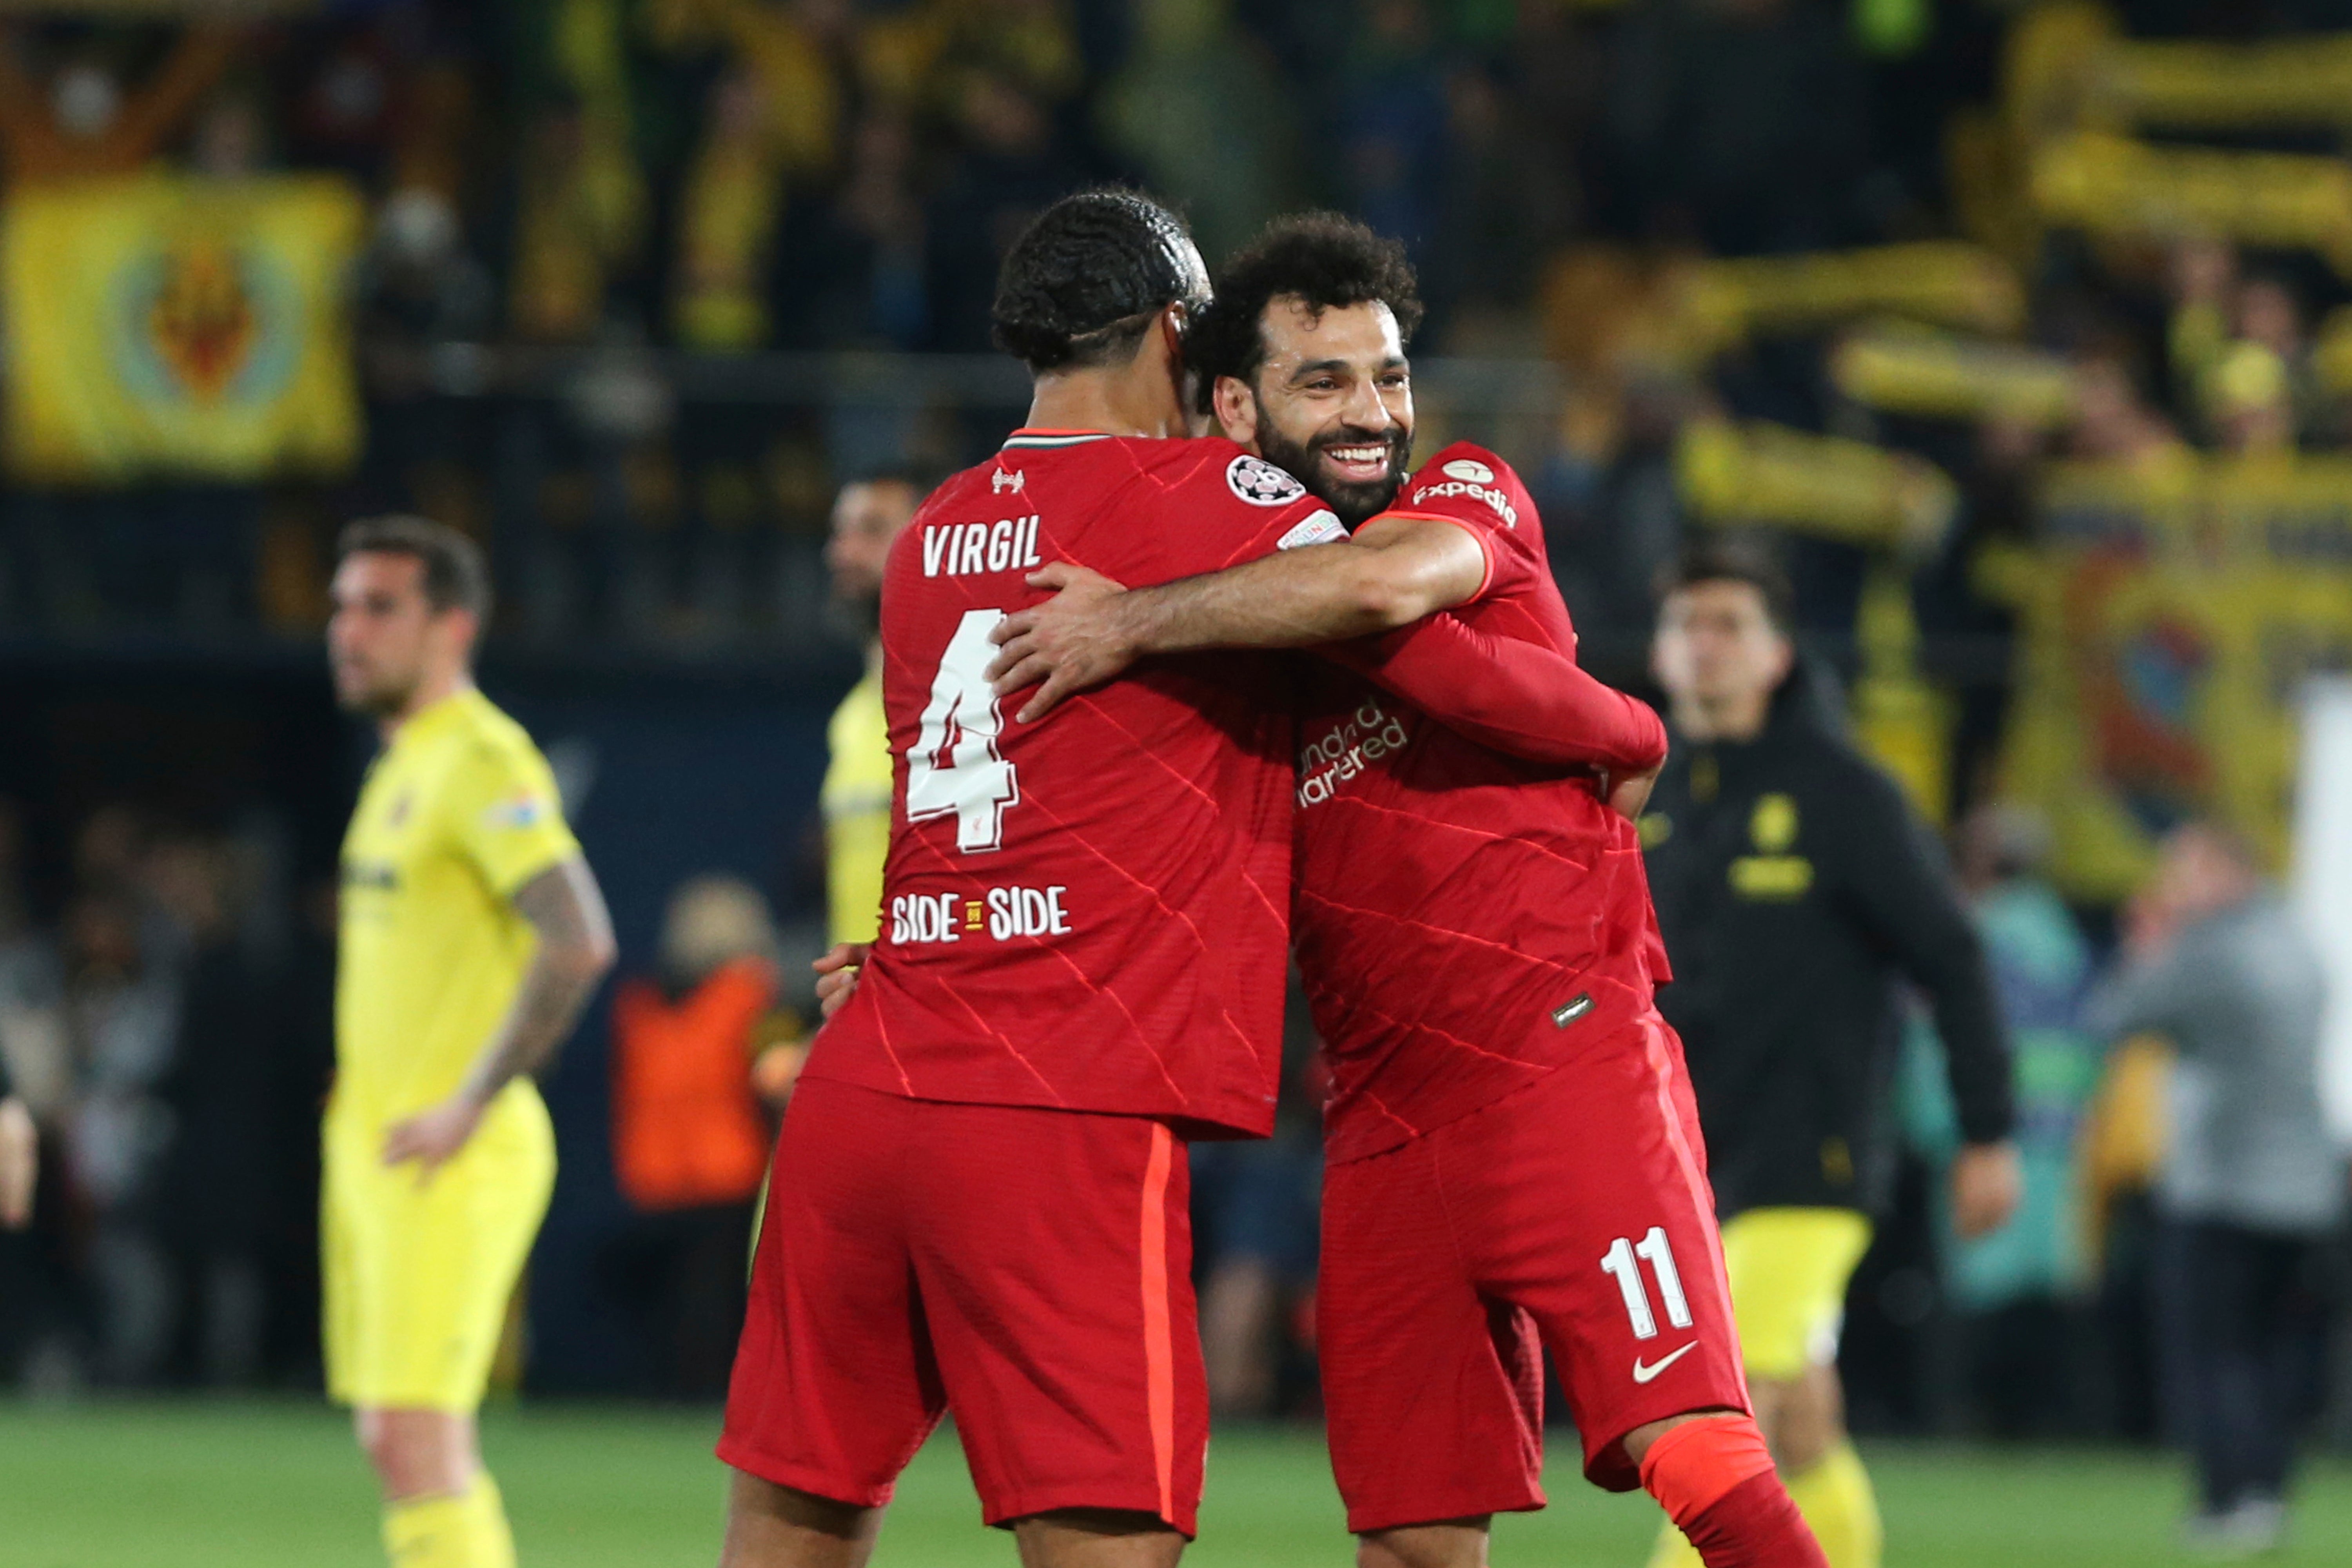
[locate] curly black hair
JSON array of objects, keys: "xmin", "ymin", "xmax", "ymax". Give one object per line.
[
  {"xmin": 1188, "ymin": 213, "xmax": 1425, "ymax": 413},
  {"xmin": 991, "ymin": 189, "xmax": 1209, "ymax": 373}
]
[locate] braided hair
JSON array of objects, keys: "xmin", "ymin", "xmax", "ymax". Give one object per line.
[
  {"xmin": 991, "ymin": 189, "xmax": 1210, "ymax": 373},
  {"xmin": 1188, "ymin": 213, "xmax": 1423, "ymax": 414}
]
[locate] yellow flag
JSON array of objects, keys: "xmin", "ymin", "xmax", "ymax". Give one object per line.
[
  {"xmin": 1988, "ymin": 453, "xmax": 2352, "ymax": 898},
  {"xmin": 4, "ymin": 174, "xmax": 365, "ymax": 483}
]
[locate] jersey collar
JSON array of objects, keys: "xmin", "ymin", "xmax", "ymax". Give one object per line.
[
  {"xmin": 1001, "ymin": 428, "xmax": 1114, "ymax": 450},
  {"xmin": 388, "ymin": 686, "xmax": 480, "ymax": 752}
]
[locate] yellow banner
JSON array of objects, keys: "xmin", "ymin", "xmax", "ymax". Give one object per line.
[
  {"xmin": 2095, "ymin": 34, "xmax": 2352, "ymax": 134},
  {"xmin": 1677, "ymin": 243, "xmax": 2024, "ymax": 354},
  {"xmin": 1987, "ymin": 454, "xmax": 2352, "ymax": 899},
  {"xmin": 3, "ymin": 174, "xmax": 364, "ymax": 483},
  {"xmin": 1831, "ymin": 325, "xmax": 2078, "ymax": 426},
  {"xmin": 2031, "ymin": 131, "xmax": 2352, "ymax": 276},
  {"xmin": 1676, "ymin": 417, "xmax": 1958, "ymax": 554}
]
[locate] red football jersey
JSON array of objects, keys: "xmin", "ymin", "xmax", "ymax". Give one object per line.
[
  {"xmin": 1292, "ymin": 442, "xmax": 1672, "ymax": 1162},
  {"xmin": 803, "ymin": 429, "xmax": 1346, "ymax": 1137}
]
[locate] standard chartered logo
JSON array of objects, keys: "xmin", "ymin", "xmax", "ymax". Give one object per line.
[{"xmin": 1297, "ymin": 700, "xmax": 1412, "ymax": 808}]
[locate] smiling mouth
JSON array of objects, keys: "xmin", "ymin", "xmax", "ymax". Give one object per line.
[{"xmin": 1321, "ymin": 442, "xmax": 1395, "ymax": 483}]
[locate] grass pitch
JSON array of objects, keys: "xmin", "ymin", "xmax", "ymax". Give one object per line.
[{"xmin": 2, "ymin": 1399, "xmax": 2350, "ymax": 1566}]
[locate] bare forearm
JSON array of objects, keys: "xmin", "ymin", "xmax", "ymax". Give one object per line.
[
  {"xmin": 1122, "ymin": 518, "xmax": 1485, "ymax": 655},
  {"xmin": 457, "ymin": 858, "xmax": 615, "ymax": 1106},
  {"xmin": 1116, "ymin": 552, "xmax": 1404, "ymax": 654}
]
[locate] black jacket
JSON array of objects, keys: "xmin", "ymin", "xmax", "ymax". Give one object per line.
[{"xmin": 1642, "ymin": 665, "xmax": 2013, "ymax": 1218}]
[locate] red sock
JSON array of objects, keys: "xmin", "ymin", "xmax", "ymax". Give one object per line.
[
  {"xmin": 1640, "ymin": 1415, "xmax": 1828, "ymax": 1568},
  {"xmin": 1678, "ymin": 1471, "xmax": 1829, "ymax": 1567}
]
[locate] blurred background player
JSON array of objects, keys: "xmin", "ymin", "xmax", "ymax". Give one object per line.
[
  {"xmin": 2087, "ymin": 822, "xmax": 2342, "ymax": 1554},
  {"xmin": 325, "ymin": 518, "xmax": 615, "ymax": 1568},
  {"xmin": 820, "ymin": 471, "xmax": 927, "ymax": 951},
  {"xmin": 0, "ymin": 1048, "xmax": 32, "ymax": 1230},
  {"xmin": 1640, "ymin": 540, "xmax": 2020, "ymax": 1568}
]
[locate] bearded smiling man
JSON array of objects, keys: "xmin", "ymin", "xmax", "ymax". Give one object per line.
[{"xmin": 325, "ymin": 517, "xmax": 615, "ymax": 1568}]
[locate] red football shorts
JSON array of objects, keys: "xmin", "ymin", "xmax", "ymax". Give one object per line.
[
  {"xmin": 1318, "ymin": 1012, "xmax": 1749, "ymax": 1534},
  {"xmin": 719, "ymin": 1077, "xmax": 1207, "ymax": 1534}
]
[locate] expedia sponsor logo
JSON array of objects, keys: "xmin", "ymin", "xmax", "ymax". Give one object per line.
[
  {"xmin": 1441, "ymin": 458, "xmax": 1494, "ymax": 483},
  {"xmin": 1297, "ymin": 699, "xmax": 1412, "ymax": 808},
  {"xmin": 1410, "ymin": 478, "xmax": 1518, "ymax": 527}
]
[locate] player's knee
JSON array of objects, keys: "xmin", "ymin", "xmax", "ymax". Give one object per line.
[
  {"xmin": 352, "ymin": 1407, "xmax": 474, "ymax": 1499},
  {"xmin": 719, "ymin": 1473, "xmax": 883, "ymax": 1568},
  {"xmin": 1771, "ymin": 1367, "xmax": 1842, "ymax": 1473},
  {"xmin": 1009, "ymin": 1507, "xmax": 1184, "ymax": 1568},
  {"xmin": 1354, "ymin": 1518, "xmax": 1490, "ymax": 1568},
  {"xmin": 1635, "ymin": 1411, "xmax": 1776, "ymax": 1532},
  {"xmin": 726, "ymin": 1472, "xmax": 875, "ymax": 1539}
]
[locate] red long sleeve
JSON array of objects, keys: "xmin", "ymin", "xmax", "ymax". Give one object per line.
[{"xmin": 1324, "ymin": 613, "xmax": 1667, "ymax": 773}]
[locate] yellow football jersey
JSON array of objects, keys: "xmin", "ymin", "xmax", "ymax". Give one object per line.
[
  {"xmin": 333, "ymin": 687, "xmax": 581, "ymax": 1132},
  {"xmin": 822, "ymin": 651, "xmax": 892, "ymax": 947}
]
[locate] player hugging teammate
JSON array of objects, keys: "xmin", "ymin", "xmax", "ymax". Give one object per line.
[{"xmin": 760, "ymin": 190, "xmax": 1830, "ymax": 1568}]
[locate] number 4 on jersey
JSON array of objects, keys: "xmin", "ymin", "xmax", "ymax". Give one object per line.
[{"xmin": 907, "ymin": 609, "xmax": 1022, "ymax": 852}]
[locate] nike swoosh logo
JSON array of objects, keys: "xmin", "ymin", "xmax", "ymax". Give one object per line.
[{"xmin": 1633, "ymin": 1343, "xmax": 1697, "ymax": 1383}]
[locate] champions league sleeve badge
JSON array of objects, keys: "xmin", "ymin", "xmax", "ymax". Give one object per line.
[{"xmin": 1227, "ymin": 454, "xmax": 1308, "ymax": 506}]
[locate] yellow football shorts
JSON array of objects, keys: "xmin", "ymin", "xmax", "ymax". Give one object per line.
[
  {"xmin": 323, "ymin": 1094, "xmax": 555, "ymax": 1412},
  {"xmin": 1718, "ymin": 1207, "xmax": 1874, "ymax": 1383}
]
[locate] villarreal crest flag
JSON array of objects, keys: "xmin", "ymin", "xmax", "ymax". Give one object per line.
[{"xmin": 3, "ymin": 174, "xmax": 364, "ymax": 483}]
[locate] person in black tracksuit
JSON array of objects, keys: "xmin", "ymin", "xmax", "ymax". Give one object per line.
[{"xmin": 1636, "ymin": 541, "xmax": 2018, "ymax": 1568}]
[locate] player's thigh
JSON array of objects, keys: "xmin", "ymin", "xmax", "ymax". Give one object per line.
[
  {"xmin": 1449, "ymin": 1016, "xmax": 1748, "ymax": 1492},
  {"xmin": 350, "ymin": 1147, "xmax": 555, "ymax": 1411},
  {"xmin": 907, "ymin": 1103, "xmax": 1205, "ymax": 1538},
  {"xmin": 1715, "ymin": 1208, "xmax": 1873, "ymax": 1383},
  {"xmin": 320, "ymin": 1143, "xmax": 367, "ymax": 1406},
  {"xmin": 720, "ymin": 1077, "xmax": 944, "ymax": 1510},
  {"xmin": 1320, "ymin": 1138, "xmax": 1544, "ymax": 1537}
]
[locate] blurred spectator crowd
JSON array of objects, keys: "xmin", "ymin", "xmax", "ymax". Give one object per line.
[
  {"xmin": 0, "ymin": 1, "xmax": 2349, "ymax": 661},
  {"xmin": 0, "ymin": 798, "xmax": 334, "ymax": 1394},
  {"xmin": 5, "ymin": 0, "xmax": 2336, "ymax": 652}
]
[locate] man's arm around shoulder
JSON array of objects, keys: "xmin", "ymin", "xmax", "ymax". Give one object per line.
[{"xmin": 985, "ymin": 515, "xmax": 1488, "ymax": 720}]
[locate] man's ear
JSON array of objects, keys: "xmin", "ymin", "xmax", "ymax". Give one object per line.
[
  {"xmin": 1212, "ymin": 377, "xmax": 1258, "ymax": 446},
  {"xmin": 437, "ymin": 606, "xmax": 482, "ymax": 668},
  {"xmin": 1158, "ymin": 302, "xmax": 1189, "ymax": 371}
]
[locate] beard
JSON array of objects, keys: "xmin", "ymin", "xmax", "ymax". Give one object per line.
[
  {"xmin": 336, "ymin": 677, "xmax": 414, "ymax": 719},
  {"xmin": 1253, "ymin": 405, "xmax": 1411, "ymax": 528},
  {"xmin": 332, "ymin": 659, "xmax": 417, "ymax": 718}
]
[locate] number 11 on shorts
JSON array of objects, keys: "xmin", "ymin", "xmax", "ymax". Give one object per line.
[{"xmin": 1601, "ymin": 1226, "xmax": 1691, "ymax": 1341}]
